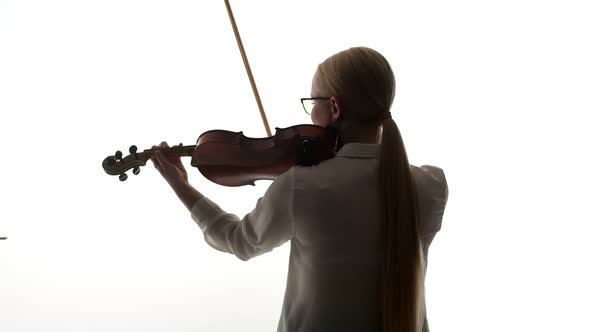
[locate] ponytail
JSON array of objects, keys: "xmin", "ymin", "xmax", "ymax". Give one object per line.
[{"xmin": 379, "ymin": 117, "xmax": 425, "ymax": 332}]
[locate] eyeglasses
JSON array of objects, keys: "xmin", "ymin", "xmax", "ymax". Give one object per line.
[{"xmin": 300, "ymin": 97, "xmax": 330, "ymax": 115}]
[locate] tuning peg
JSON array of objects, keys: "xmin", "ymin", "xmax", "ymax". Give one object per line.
[
  {"xmin": 133, "ymin": 167, "xmax": 140, "ymax": 175},
  {"xmin": 119, "ymin": 173, "xmax": 128, "ymax": 181},
  {"xmin": 129, "ymin": 145, "xmax": 138, "ymax": 155},
  {"xmin": 115, "ymin": 150, "xmax": 123, "ymax": 160}
]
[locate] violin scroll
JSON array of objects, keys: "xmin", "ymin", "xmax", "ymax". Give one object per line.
[
  {"xmin": 102, "ymin": 145, "xmax": 147, "ymax": 181},
  {"xmin": 102, "ymin": 144, "xmax": 196, "ymax": 181}
]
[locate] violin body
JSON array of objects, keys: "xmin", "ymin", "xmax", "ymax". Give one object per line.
[
  {"xmin": 194, "ymin": 124, "xmax": 338, "ymax": 186},
  {"xmin": 102, "ymin": 125, "xmax": 339, "ymax": 186}
]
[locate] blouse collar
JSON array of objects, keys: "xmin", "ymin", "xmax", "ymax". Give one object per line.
[{"xmin": 335, "ymin": 143, "xmax": 380, "ymax": 159}]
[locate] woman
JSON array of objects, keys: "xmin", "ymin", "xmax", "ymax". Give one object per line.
[{"xmin": 150, "ymin": 46, "xmax": 449, "ymax": 332}]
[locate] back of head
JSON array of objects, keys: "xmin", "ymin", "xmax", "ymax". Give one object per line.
[
  {"xmin": 316, "ymin": 47, "xmax": 426, "ymax": 332},
  {"xmin": 315, "ymin": 46, "xmax": 395, "ymax": 123}
]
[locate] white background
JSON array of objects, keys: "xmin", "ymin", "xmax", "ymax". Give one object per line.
[{"xmin": 1, "ymin": 0, "xmax": 589, "ymax": 331}]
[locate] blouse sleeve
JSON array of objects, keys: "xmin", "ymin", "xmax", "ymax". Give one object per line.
[
  {"xmin": 190, "ymin": 166, "xmax": 296, "ymax": 261},
  {"xmin": 413, "ymin": 165, "xmax": 449, "ymax": 240}
]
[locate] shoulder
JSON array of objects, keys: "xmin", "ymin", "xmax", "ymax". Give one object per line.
[
  {"xmin": 411, "ymin": 164, "xmax": 449, "ymax": 238},
  {"xmin": 411, "ymin": 165, "xmax": 448, "ymax": 208},
  {"xmin": 411, "ymin": 165, "xmax": 448, "ymax": 195},
  {"xmin": 411, "ymin": 164, "xmax": 449, "ymax": 212}
]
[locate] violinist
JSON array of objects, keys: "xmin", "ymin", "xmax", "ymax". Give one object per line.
[{"xmin": 150, "ymin": 46, "xmax": 449, "ymax": 332}]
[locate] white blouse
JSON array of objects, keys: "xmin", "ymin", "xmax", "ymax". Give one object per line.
[{"xmin": 191, "ymin": 143, "xmax": 449, "ymax": 332}]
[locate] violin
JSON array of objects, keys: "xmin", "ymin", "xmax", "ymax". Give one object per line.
[
  {"xmin": 102, "ymin": 0, "xmax": 339, "ymax": 186},
  {"xmin": 102, "ymin": 125, "xmax": 338, "ymax": 186}
]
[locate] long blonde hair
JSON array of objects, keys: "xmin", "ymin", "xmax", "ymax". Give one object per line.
[{"xmin": 316, "ymin": 47, "xmax": 425, "ymax": 332}]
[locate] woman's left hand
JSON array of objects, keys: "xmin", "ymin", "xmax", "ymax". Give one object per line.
[{"xmin": 150, "ymin": 141, "xmax": 189, "ymax": 189}]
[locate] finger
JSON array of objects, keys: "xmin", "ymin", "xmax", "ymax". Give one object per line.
[
  {"xmin": 153, "ymin": 151, "xmax": 172, "ymax": 174},
  {"xmin": 162, "ymin": 143, "xmax": 181, "ymax": 166},
  {"xmin": 176, "ymin": 143, "xmax": 184, "ymax": 163},
  {"xmin": 152, "ymin": 160, "xmax": 162, "ymax": 172},
  {"xmin": 155, "ymin": 150, "xmax": 173, "ymax": 168},
  {"xmin": 171, "ymin": 143, "xmax": 182, "ymax": 164},
  {"xmin": 152, "ymin": 152, "xmax": 162, "ymax": 170},
  {"xmin": 150, "ymin": 145, "xmax": 160, "ymax": 166}
]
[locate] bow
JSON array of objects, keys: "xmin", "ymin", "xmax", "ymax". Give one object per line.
[{"xmin": 223, "ymin": 0, "xmax": 272, "ymax": 137}]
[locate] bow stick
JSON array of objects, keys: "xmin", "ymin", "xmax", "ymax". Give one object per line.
[{"xmin": 224, "ymin": 0, "xmax": 272, "ymax": 137}]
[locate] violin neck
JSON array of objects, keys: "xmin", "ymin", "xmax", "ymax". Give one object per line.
[{"xmin": 142, "ymin": 145, "xmax": 197, "ymax": 158}]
